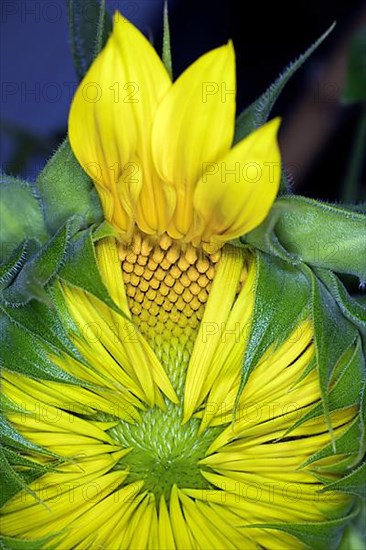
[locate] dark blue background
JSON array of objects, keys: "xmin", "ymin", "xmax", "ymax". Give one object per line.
[{"xmin": 1, "ymin": 0, "xmax": 364, "ymax": 200}]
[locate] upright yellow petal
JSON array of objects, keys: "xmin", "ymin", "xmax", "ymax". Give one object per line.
[
  {"xmin": 152, "ymin": 42, "xmax": 236, "ymax": 238},
  {"xmin": 69, "ymin": 13, "xmax": 171, "ymax": 236},
  {"xmin": 193, "ymin": 117, "xmax": 281, "ymax": 245}
]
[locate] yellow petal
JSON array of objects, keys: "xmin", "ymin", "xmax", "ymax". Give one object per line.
[
  {"xmin": 194, "ymin": 117, "xmax": 281, "ymax": 244},
  {"xmin": 169, "ymin": 485, "xmax": 195, "ymax": 549},
  {"xmin": 69, "ymin": 13, "xmax": 171, "ymax": 236},
  {"xmin": 152, "ymin": 42, "xmax": 236, "ymax": 238},
  {"xmin": 183, "ymin": 245, "xmax": 244, "ymax": 423},
  {"xmin": 158, "ymin": 495, "xmax": 176, "ymax": 549},
  {"xmin": 178, "ymin": 490, "xmax": 233, "ymax": 549}
]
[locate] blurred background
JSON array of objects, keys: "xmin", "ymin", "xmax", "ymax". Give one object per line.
[{"xmin": 1, "ymin": 0, "xmax": 365, "ymax": 202}]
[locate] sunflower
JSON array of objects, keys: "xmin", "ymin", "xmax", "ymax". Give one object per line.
[{"xmin": 0, "ymin": 13, "xmax": 363, "ymax": 550}]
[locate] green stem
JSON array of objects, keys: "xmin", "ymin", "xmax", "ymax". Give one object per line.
[
  {"xmin": 342, "ymin": 105, "xmax": 366, "ymax": 202},
  {"xmin": 94, "ymin": 0, "xmax": 106, "ymax": 58},
  {"xmin": 162, "ymin": 1, "xmax": 173, "ymax": 80}
]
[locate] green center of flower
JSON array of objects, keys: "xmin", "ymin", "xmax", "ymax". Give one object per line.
[
  {"xmin": 109, "ymin": 402, "xmax": 219, "ymax": 500},
  {"xmin": 108, "ymin": 235, "xmax": 241, "ymax": 498}
]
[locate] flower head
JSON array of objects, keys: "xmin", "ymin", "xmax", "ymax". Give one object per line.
[
  {"xmin": 69, "ymin": 13, "xmax": 281, "ymax": 248},
  {"xmin": 0, "ymin": 13, "xmax": 363, "ymax": 550}
]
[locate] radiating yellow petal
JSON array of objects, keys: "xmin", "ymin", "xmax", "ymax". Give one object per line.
[
  {"xmin": 58, "ymin": 482, "xmax": 144, "ymax": 548},
  {"xmin": 158, "ymin": 495, "xmax": 176, "ymax": 549},
  {"xmin": 199, "ymin": 260, "xmax": 256, "ymax": 431},
  {"xmin": 183, "ymin": 246, "xmax": 244, "ymax": 422},
  {"xmin": 1, "ymin": 470, "xmax": 126, "ymax": 539},
  {"xmin": 152, "ymin": 42, "xmax": 236, "ymax": 238},
  {"xmin": 62, "ymin": 279, "xmax": 178, "ymax": 408},
  {"xmin": 69, "ymin": 13, "xmax": 171, "ymax": 236},
  {"xmin": 194, "ymin": 117, "xmax": 281, "ymax": 244},
  {"xmin": 97, "ymin": 490, "xmax": 146, "ymax": 549},
  {"xmin": 170, "ymin": 485, "xmax": 196, "ymax": 549},
  {"xmin": 96, "ymin": 237, "xmax": 130, "ymax": 314},
  {"xmin": 123, "ymin": 494, "xmax": 153, "ymax": 548},
  {"xmin": 178, "ymin": 490, "xmax": 233, "ymax": 549}
]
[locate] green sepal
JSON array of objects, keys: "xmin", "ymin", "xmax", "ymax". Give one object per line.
[
  {"xmin": 67, "ymin": 0, "xmax": 112, "ymax": 80},
  {"xmin": 234, "ymin": 23, "xmax": 335, "ymax": 142},
  {"xmin": 339, "ymin": 521, "xmax": 366, "ymax": 550},
  {"xmin": 356, "ymin": 294, "xmax": 366, "ymax": 308},
  {"xmin": 58, "ymin": 228, "xmax": 123, "ymax": 315},
  {"xmin": 310, "ymin": 270, "xmax": 359, "ymax": 435},
  {"xmin": 0, "ymin": 174, "xmax": 48, "ymax": 263},
  {"xmin": 0, "ymin": 534, "xmax": 58, "ymax": 550},
  {"xmin": 1, "ymin": 223, "xmax": 71, "ymax": 307},
  {"xmin": 301, "ymin": 417, "xmax": 364, "ymax": 469},
  {"xmin": 3, "ymin": 447, "xmax": 61, "ymax": 474},
  {"xmin": 0, "ymin": 447, "xmax": 47, "ymax": 507},
  {"xmin": 342, "ymin": 27, "xmax": 366, "ymax": 104},
  {"xmin": 0, "ymin": 241, "xmax": 29, "ymax": 289},
  {"xmin": 244, "ymin": 509, "xmax": 359, "ymax": 550},
  {"xmin": 0, "ymin": 298, "xmax": 82, "ymax": 363},
  {"xmin": 0, "ymin": 315, "xmax": 80, "ymax": 384},
  {"xmin": 92, "ymin": 220, "xmax": 119, "ymax": 242},
  {"xmin": 0, "ymin": 413, "xmax": 60, "ymax": 507},
  {"xmin": 360, "ymin": 382, "xmax": 366, "ymax": 449},
  {"xmin": 0, "ymin": 415, "xmax": 51, "ymax": 456},
  {"xmin": 322, "ymin": 462, "xmax": 366, "ymax": 499},
  {"xmin": 0, "ymin": 446, "xmax": 39, "ymax": 510},
  {"xmin": 37, "ymin": 138, "xmax": 103, "ymax": 235},
  {"xmin": 284, "ymin": 337, "xmax": 364, "ymax": 442},
  {"xmin": 49, "ymin": 280, "xmax": 83, "ymax": 339},
  {"xmin": 293, "ymin": 355, "xmax": 317, "ymax": 385},
  {"xmin": 314, "ymin": 269, "xmax": 366, "ymax": 330},
  {"xmin": 0, "ymin": 394, "xmax": 27, "ymax": 414},
  {"xmin": 235, "ymin": 251, "xmax": 311, "ymax": 404},
  {"xmin": 162, "ymin": 1, "xmax": 173, "ymax": 79},
  {"xmin": 243, "ymin": 196, "xmax": 366, "ymax": 280}
]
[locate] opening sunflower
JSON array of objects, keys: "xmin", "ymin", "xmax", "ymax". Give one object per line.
[{"xmin": 0, "ymin": 11, "xmax": 364, "ymax": 550}]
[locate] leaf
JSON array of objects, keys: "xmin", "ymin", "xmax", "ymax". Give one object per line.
[
  {"xmin": 37, "ymin": 138, "xmax": 103, "ymax": 235},
  {"xmin": 67, "ymin": 0, "xmax": 112, "ymax": 80},
  {"xmin": 0, "ymin": 174, "xmax": 48, "ymax": 263},
  {"xmin": 1, "ymin": 223, "xmax": 70, "ymax": 306},
  {"xmin": 235, "ymin": 251, "xmax": 311, "ymax": 402},
  {"xmin": 58, "ymin": 228, "xmax": 122, "ymax": 314},
  {"xmin": 342, "ymin": 27, "xmax": 366, "ymax": 104},
  {"xmin": 243, "ymin": 196, "xmax": 366, "ymax": 280},
  {"xmin": 162, "ymin": 1, "xmax": 173, "ymax": 79},
  {"xmin": 234, "ymin": 23, "xmax": 336, "ymax": 144}
]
